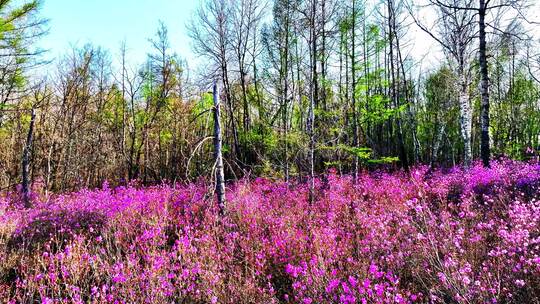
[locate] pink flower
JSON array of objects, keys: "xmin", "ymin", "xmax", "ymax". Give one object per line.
[
  {"xmin": 326, "ymin": 279, "xmax": 340, "ymax": 293},
  {"xmin": 437, "ymin": 272, "xmax": 446, "ymax": 283},
  {"xmin": 112, "ymin": 273, "xmax": 127, "ymax": 283},
  {"xmin": 41, "ymin": 297, "xmax": 53, "ymax": 304},
  {"xmin": 348, "ymin": 276, "xmax": 358, "ymax": 288}
]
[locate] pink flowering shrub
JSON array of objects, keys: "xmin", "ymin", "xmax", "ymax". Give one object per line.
[{"xmin": 0, "ymin": 160, "xmax": 539, "ymax": 303}]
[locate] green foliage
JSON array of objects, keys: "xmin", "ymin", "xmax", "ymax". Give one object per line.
[
  {"xmin": 291, "ymin": 95, "xmax": 308, "ymax": 128},
  {"xmin": 323, "ymin": 160, "xmax": 343, "ymax": 168},
  {"xmin": 0, "ymin": 103, "xmax": 15, "ymax": 111},
  {"xmin": 99, "ymin": 87, "xmax": 124, "ymax": 129},
  {"xmin": 359, "ymin": 94, "xmax": 403, "ymax": 124},
  {"xmin": 367, "ymin": 156, "xmax": 400, "ymax": 164},
  {"xmin": 337, "ymin": 145, "xmax": 372, "ymax": 160},
  {"xmin": 193, "ymin": 92, "xmax": 213, "ymax": 117},
  {"xmin": 322, "ymin": 144, "xmax": 399, "ymax": 166},
  {"xmin": 10, "ymin": 67, "xmax": 26, "ymax": 89},
  {"xmin": 240, "ymin": 125, "xmax": 279, "ymax": 153},
  {"xmin": 424, "ymin": 66, "xmax": 456, "ymax": 106},
  {"xmin": 0, "ymin": 1, "xmax": 41, "ymax": 94},
  {"xmin": 222, "ymin": 143, "xmax": 230, "ymax": 154},
  {"xmin": 491, "ymin": 69, "xmax": 540, "ymax": 158},
  {"xmin": 314, "ymin": 107, "xmax": 340, "ymax": 121},
  {"xmin": 135, "ymin": 110, "xmax": 148, "ymax": 128},
  {"xmin": 416, "ymin": 66, "xmax": 461, "ymax": 162},
  {"xmin": 160, "ymin": 129, "xmax": 173, "ymax": 144},
  {"xmin": 141, "ymin": 69, "xmax": 159, "ymax": 104}
]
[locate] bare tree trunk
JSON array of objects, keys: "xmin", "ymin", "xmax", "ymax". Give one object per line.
[
  {"xmin": 22, "ymin": 107, "xmax": 36, "ymax": 208},
  {"xmin": 295, "ymin": 37, "xmax": 303, "ymax": 132},
  {"xmin": 221, "ymin": 61, "xmax": 240, "ymax": 160},
  {"xmin": 283, "ymin": 24, "xmax": 290, "ymax": 183},
  {"xmin": 120, "ymin": 41, "xmax": 127, "ymax": 179},
  {"xmin": 459, "ymin": 73, "xmax": 473, "ymax": 167},
  {"xmin": 213, "ymin": 81, "xmax": 226, "ymax": 215},
  {"xmin": 240, "ymin": 67, "xmax": 250, "ymax": 131},
  {"xmin": 362, "ymin": 8, "xmax": 371, "ymax": 159},
  {"xmin": 351, "ymin": 0, "xmax": 359, "ymax": 182},
  {"xmin": 45, "ymin": 145, "xmax": 52, "ymax": 197},
  {"xmin": 479, "ymin": 0, "xmax": 490, "ymax": 167},
  {"xmin": 308, "ymin": 0, "xmax": 317, "ymax": 204},
  {"xmin": 388, "ymin": 0, "xmax": 409, "ymax": 172},
  {"xmin": 252, "ymin": 22, "xmax": 263, "ymax": 119}
]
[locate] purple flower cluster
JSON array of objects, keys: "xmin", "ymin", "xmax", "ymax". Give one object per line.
[{"xmin": 0, "ymin": 160, "xmax": 539, "ymax": 303}]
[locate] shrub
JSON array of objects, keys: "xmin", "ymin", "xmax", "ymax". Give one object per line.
[{"xmin": 0, "ymin": 160, "xmax": 539, "ymax": 303}]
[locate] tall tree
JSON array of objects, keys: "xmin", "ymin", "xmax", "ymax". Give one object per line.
[
  {"xmin": 308, "ymin": 0, "xmax": 317, "ymax": 202},
  {"xmin": 232, "ymin": 0, "xmax": 265, "ymax": 132},
  {"xmin": 188, "ymin": 0, "xmax": 241, "ymax": 162},
  {"xmin": 0, "ymin": 0, "xmax": 46, "ymax": 126},
  {"xmin": 385, "ymin": 0, "xmax": 410, "ymax": 172},
  {"xmin": 422, "ymin": 0, "xmax": 534, "ymax": 167},
  {"xmin": 21, "ymin": 106, "xmax": 35, "ymax": 207},
  {"xmin": 410, "ymin": 0, "xmax": 476, "ymax": 167},
  {"xmin": 262, "ymin": 0, "xmax": 296, "ymax": 181},
  {"xmin": 213, "ymin": 81, "xmax": 226, "ymax": 214},
  {"xmin": 478, "ymin": 0, "xmax": 491, "ymax": 167},
  {"xmin": 350, "ymin": 0, "xmax": 360, "ymax": 180}
]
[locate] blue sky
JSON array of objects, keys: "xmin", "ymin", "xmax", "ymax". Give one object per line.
[
  {"xmin": 35, "ymin": 0, "xmax": 540, "ymax": 76},
  {"xmin": 38, "ymin": 0, "xmax": 199, "ymax": 68}
]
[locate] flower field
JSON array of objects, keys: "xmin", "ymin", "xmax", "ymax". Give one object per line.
[{"xmin": 1, "ymin": 160, "xmax": 540, "ymax": 303}]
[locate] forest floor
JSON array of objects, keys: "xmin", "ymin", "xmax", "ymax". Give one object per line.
[{"xmin": 1, "ymin": 160, "xmax": 540, "ymax": 303}]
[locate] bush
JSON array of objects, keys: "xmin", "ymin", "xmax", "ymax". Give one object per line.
[
  {"xmin": 0, "ymin": 160, "xmax": 539, "ymax": 303},
  {"xmin": 8, "ymin": 209, "xmax": 107, "ymax": 253}
]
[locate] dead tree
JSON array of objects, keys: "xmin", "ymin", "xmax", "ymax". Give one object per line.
[
  {"xmin": 188, "ymin": 0, "xmax": 241, "ymax": 161},
  {"xmin": 213, "ymin": 81, "xmax": 226, "ymax": 215},
  {"xmin": 22, "ymin": 107, "xmax": 36, "ymax": 208}
]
